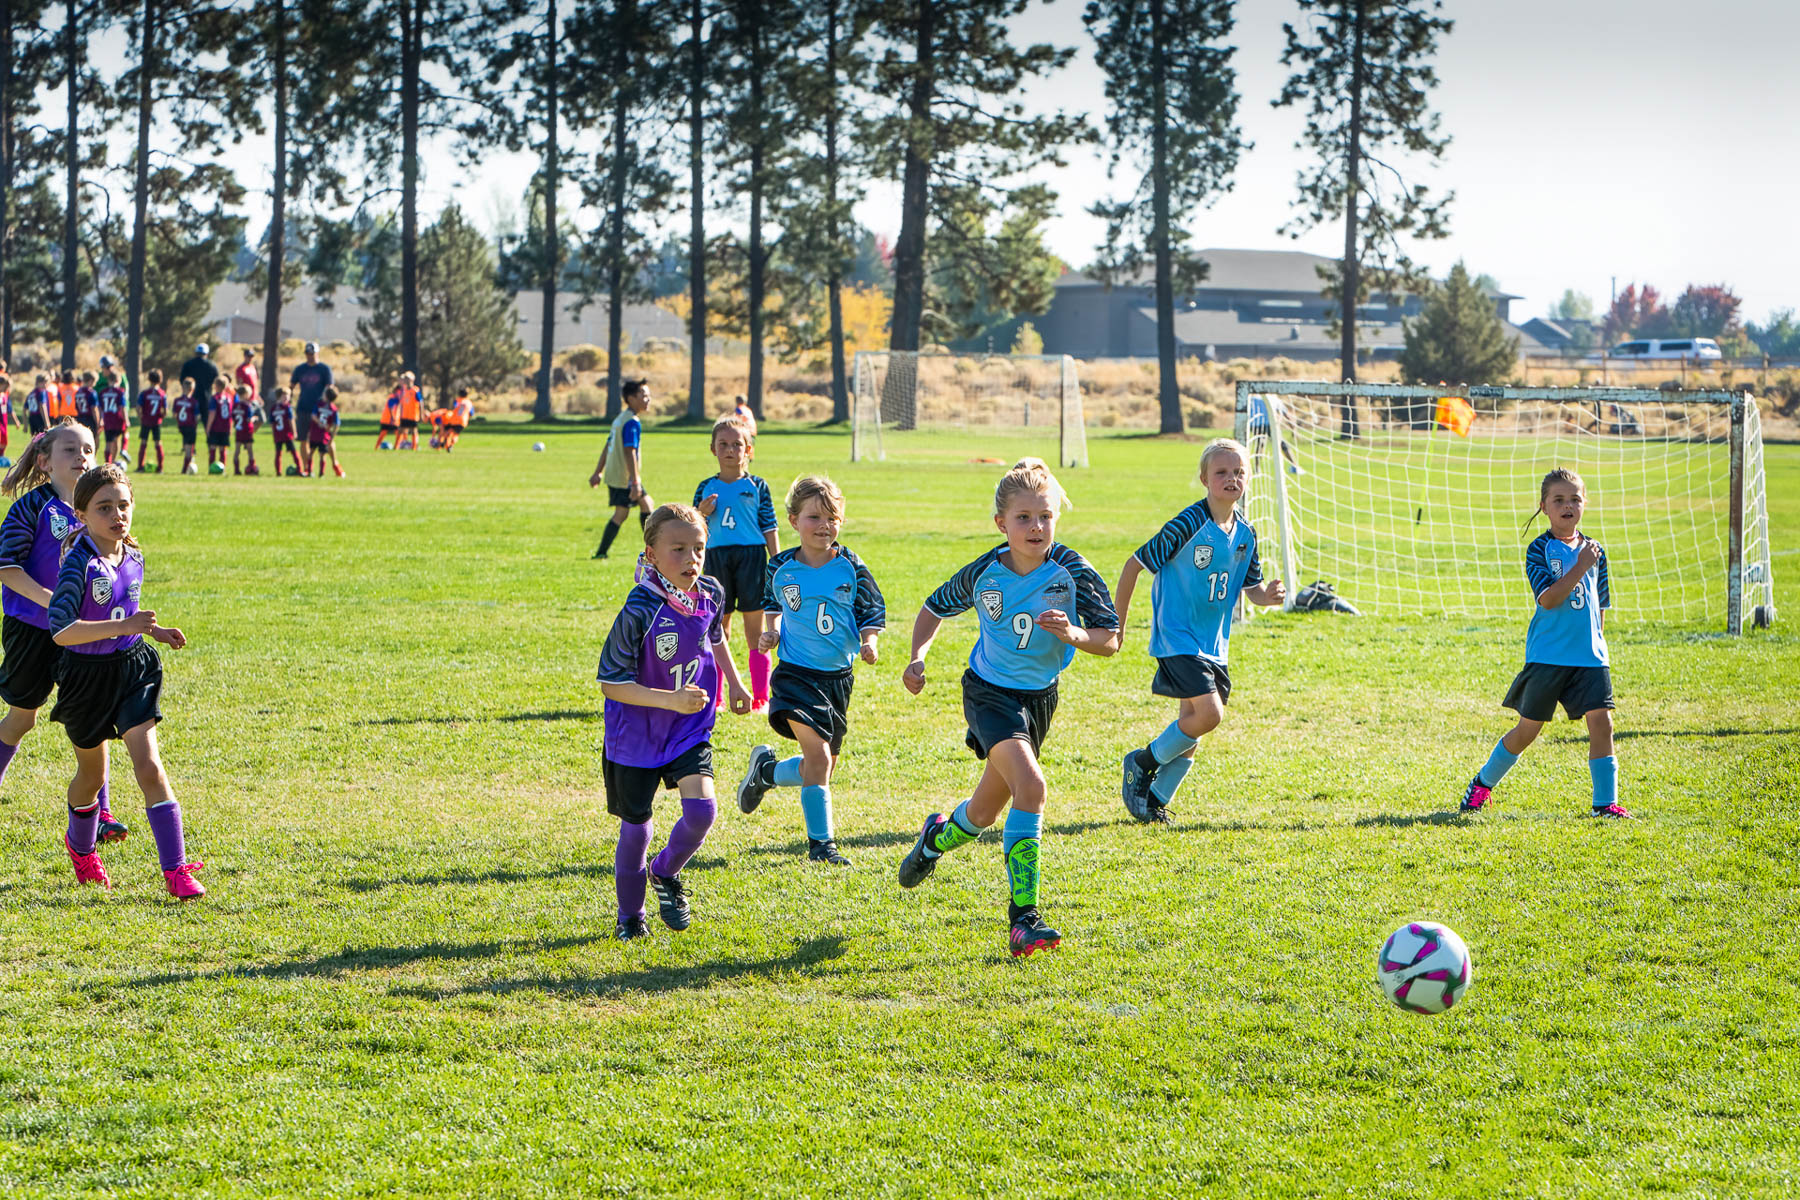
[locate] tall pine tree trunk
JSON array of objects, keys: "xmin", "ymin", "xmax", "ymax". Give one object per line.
[
  {"xmin": 882, "ymin": 0, "xmax": 932, "ymax": 427},
  {"xmin": 824, "ymin": 0, "xmax": 847, "ymax": 424},
  {"xmin": 534, "ymin": 0, "xmax": 556, "ymax": 421},
  {"xmin": 400, "ymin": 0, "xmax": 420, "ymax": 375},
  {"xmin": 685, "ymin": 0, "xmax": 706, "ymax": 420},
  {"xmin": 603, "ymin": 0, "xmax": 632, "ymax": 421},
  {"xmin": 259, "ymin": 0, "xmax": 287, "ymax": 399},
  {"xmin": 1336, "ymin": 0, "xmax": 1365, "ymax": 434},
  {"xmin": 1, "ymin": 0, "xmax": 13, "ymax": 363},
  {"xmin": 59, "ymin": 0, "xmax": 77, "ymax": 370},
  {"xmin": 1149, "ymin": 0, "xmax": 1180, "ymax": 435},
  {"xmin": 744, "ymin": 13, "xmax": 765, "ymax": 420},
  {"xmin": 125, "ymin": 0, "xmax": 156, "ymax": 394}
]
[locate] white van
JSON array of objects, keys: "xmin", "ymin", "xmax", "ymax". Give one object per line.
[{"xmin": 1604, "ymin": 337, "xmax": 1723, "ymax": 361}]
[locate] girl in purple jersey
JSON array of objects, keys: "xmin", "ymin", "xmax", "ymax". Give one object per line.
[
  {"xmin": 597, "ymin": 503, "xmax": 750, "ymax": 940},
  {"xmin": 49, "ymin": 463, "xmax": 202, "ymax": 898},
  {"xmin": 0, "ymin": 420, "xmax": 124, "ymax": 839}
]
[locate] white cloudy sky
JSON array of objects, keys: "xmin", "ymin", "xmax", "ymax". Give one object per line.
[{"xmin": 216, "ymin": 0, "xmax": 1800, "ymax": 323}]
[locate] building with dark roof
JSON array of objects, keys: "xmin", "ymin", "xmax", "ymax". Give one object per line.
[{"xmin": 1037, "ymin": 248, "xmax": 1546, "ymax": 361}]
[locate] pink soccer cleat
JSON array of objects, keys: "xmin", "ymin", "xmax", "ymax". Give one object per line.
[
  {"xmin": 66, "ymin": 834, "xmax": 112, "ymax": 890},
  {"xmin": 1590, "ymin": 803, "xmax": 1634, "ymax": 820},
  {"xmin": 1459, "ymin": 776, "xmax": 1491, "ymax": 813},
  {"xmin": 96, "ymin": 810, "xmax": 129, "ymax": 843},
  {"xmin": 163, "ymin": 860, "xmax": 207, "ymax": 900}
]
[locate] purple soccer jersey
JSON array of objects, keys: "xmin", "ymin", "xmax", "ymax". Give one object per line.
[
  {"xmin": 48, "ymin": 532, "xmax": 145, "ymax": 655},
  {"xmin": 0, "ymin": 485, "xmax": 80, "ymax": 628},
  {"xmin": 596, "ymin": 579, "xmax": 726, "ymax": 768}
]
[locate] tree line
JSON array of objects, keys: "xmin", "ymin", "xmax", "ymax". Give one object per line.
[{"xmin": 2, "ymin": 0, "xmax": 1460, "ymax": 433}]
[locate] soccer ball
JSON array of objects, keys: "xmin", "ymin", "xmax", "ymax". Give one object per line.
[
  {"xmin": 286, "ymin": 465, "xmax": 299, "ymax": 476},
  {"xmin": 0, "ymin": 456, "xmax": 11, "ymax": 468},
  {"xmin": 208, "ymin": 461, "xmax": 225, "ymax": 475},
  {"xmin": 379, "ymin": 440, "xmax": 392, "ymax": 450},
  {"xmin": 531, "ymin": 441, "xmax": 546, "ymax": 452},
  {"xmin": 429, "ymin": 436, "xmax": 440, "ymax": 448},
  {"xmin": 183, "ymin": 462, "xmax": 199, "ymax": 475},
  {"xmin": 1377, "ymin": 921, "xmax": 1472, "ymax": 1015},
  {"xmin": 245, "ymin": 464, "xmax": 260, "ymax": 476}
]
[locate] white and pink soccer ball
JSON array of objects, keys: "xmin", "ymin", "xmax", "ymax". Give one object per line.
[{"xmin": 1377, "ymin": 921, "xmax": 1472, "ymax": 1015}]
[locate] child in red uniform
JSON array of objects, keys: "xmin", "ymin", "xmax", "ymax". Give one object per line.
[
  {"xmin": 268, "ymin": 387, "xmax": 301, "ymax": 476},
  {"xmin": 98, "ymin": 373, "xmax": 130, "ymax": 465},
  {"xmin": 308, "ymin": 386, "xmax": 344, "ymax": 478},
  {"xmin": 230, "ymin": 383, "xmax": 259, "ymax": 475},
  {"xmin": 73, "ymin": 372, "xmax": 100, "ymax": 443},
  {"xmin": 0, "ymin": 373, "xmax": 12, "ymax": 461},
  {"xmin": 135, "ymin": 370, "xmax": 167, "ymax": 474},
  {"xmin": 172, "ymin": 378, "xmax": 200, "ymax": 474},
  {"xmin": 205, "ymin": 380, "xmax": 233, "ymax": 472}
]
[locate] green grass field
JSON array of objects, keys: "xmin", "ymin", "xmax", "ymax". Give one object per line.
[{"xmin": 1, "ymin": 419, "xmax": 1795, "ymax": 1197}]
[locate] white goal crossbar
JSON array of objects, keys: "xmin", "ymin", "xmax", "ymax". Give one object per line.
[{"xmin": 1236, "ymin": 381, "xmax": 1776, "ymax": 634}]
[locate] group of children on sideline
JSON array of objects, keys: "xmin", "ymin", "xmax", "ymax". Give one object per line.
[
  {"xmin": 0, "ymin": 419, "xmax": 204, "ymax": 899},
  {"xmin": 593, "ymin": 404, "xmax": 1632, "ymax": 957},
  {"xmin": 373, "ymin": 371, "xmax": 475, "ymax": 453},
  {"xmin": 0, "ymin": 361, "xmax": 346, "ymax": 479}
]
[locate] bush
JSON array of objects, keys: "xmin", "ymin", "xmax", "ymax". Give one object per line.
[{"xmin": 564, "ymin": 345, "xmax": 603, "ymax": 373}]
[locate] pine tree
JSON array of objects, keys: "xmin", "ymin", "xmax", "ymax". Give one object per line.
[
  {"xmin": 355, "ymin": 204, "xmax": 526, "ymax": 403},
  {"xmin": 863, "ymin": 0, "xmax": 1086, "ymax": 422},
  {"xmin": 1086, "ymin": 0, "xmax": 1245, "ymax": 435},
  {"xmin": 1398, "ymin": 262, "xmax": 1517, "ymax": 388},
  {"xmin": 1276, "ymin": 0, "xmax": 1453, "ymax": 421},
  {"xmin": 1, "ymin": 0, "xmax": 60, "ymax": 359}
]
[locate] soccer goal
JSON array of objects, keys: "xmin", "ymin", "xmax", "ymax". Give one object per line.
[
  {"xmin": 1237, "ymin": 381, "xmax": 1777, "ymax": 633},
  {"xmin": 849, "ymin": 350, "xmax": 1088, "ymax": 468}
]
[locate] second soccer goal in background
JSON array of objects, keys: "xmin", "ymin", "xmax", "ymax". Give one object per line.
[
  {"xmin": 1237, "ymin": 381, "xmax": 1777, "ymax": 635},
  {"xmin": 850, "ymin": 350, "xmax": 1089, "ymax": 469}
]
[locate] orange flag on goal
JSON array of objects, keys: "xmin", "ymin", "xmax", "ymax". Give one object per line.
[{"xmin": 1435, "ymin": 396, "xmax": 1475, "ymax": 437}]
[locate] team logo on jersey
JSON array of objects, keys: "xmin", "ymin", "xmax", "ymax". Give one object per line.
[
  {"xmin": 655, "ymin": 631, "xmax": 679, "ymax": 661},
  {"xmin": 1044, "ymin": 580, "xmax": 1070, "ymax": 601},
  {"xmin": 128, "ymin": 581, "xmax": 141, "ymax": 604},
  {"xmin": 979, "ymin": 589, "xmax": 1004, "ymax": 621},
  {"xmin": 48, "ymin": 510, "xmax": 70, "ymax": 539},
  {"xmin": 1193, "ymin": 543, "xmax": 1214, "ymax": 570},
  {"xmin": 1548, "ymin": 557, "xmax": 1565, "ymax": 579},
  {"xmin": 91, "ymin": 576, "xmax": 112, "ymax": 606},
  {"xmin": 781, "ymin": 583, "xmax": 803, "ymax": 612}
]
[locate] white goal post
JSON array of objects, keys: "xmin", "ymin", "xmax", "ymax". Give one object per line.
[
  {"xmin": 850, "ymin": 350, "xmax": 1088, "ymax": 468},
  {"xmin": 1236, "ymin": 380, "xmax": 1777, "ymax": 634}
]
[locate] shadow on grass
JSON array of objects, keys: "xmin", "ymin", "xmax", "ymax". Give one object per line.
[
  {"xmin": 386, "ymin": 934, "xmax": 851, "ymax": 1000},
  {"xmin": 342, "ymin": 855, "xmax": 728, "ymax": 893},
  {"xmin": 356, "ymin": 709, "xmax": 593, "ymax": 727},
  {"xmin": 126, "ymin": 932, "xmax": 611, "ymax": 989},
  {"xmin": 1562, "ymin": 727, "xmax": 1800, "ymax": 742},
  {"xmin": 1352, "ymin": 811, "xmax": 1468, "ymax": 829},
  {"xmin": 743, "ymin": 830, "xmax": 917, "ymax": 858}
]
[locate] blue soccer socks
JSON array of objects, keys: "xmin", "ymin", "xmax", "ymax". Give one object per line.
[
  {"xmin": 800, "ymin": 785, "xmax": 833, "ymax": 841},
  {"xmin": 1149, "ymin": 721, "xmax": 1199, "ymax": 766},
  {"xmin": 772, "ymin": 756, "xmax": 805, "ymax": 788},
  {"xmin": 1149, "ymin": 755, "xmax": 1193, "ymax": 806},
  {"xmin": 1478, "ymin": 739, "xmax": 1521, "ymax": 789},
  {"xmin": 1590, "ymin": 755, "xmax": 1619, "ymax": 810}
]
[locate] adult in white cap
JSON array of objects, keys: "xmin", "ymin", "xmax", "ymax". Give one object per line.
[{"xmin": 289, "ymin": 340, "xmax": 334, "ymax": 471}]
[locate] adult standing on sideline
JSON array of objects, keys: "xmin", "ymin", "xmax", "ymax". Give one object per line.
[
  {"xmin": 289, "ymin": 342, "xmax": 333, "ymax": 472},
  {"xmin": 235, "ymin": 348, "xmax": 260, "ymax": 404},
  {"xmin": 180, "ymin": 344, "xmax": 219, "ymax": 410}
]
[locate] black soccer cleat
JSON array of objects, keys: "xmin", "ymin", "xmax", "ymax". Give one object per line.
[
  {"xmin": 1122, "ymin": 751, "xmax": 1158, "ymax": 822},
  {"xmin": 1009, "ymin": 907, "xmax": 1062, "ymax": 959},
  {"xmin": 897, "ymin": 812, "xmax": 946, "ymax": 889},
  {"xmin": 1145, "ymin": 800, "xmax": 1173, "ymax": 825},
  {"xmin": 615, "ymin": 914, "xmax": 650, "ymax": 941},
  {"xmin": 648, "ymin": 871, "xmax": 691, "ymax": 931},
  {"xmin": 807, "ymin": 837, "xmax": 851, "ymax": 866},
  {"xmin": 737, "ymin": 744, "xmax": 776, "ymax": 814}
]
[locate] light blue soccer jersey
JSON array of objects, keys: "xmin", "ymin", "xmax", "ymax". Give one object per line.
[
  {"xmin": 1133, "ymin": 501, "xmax": 1263, "ymax": 664},
  {"xmin": 762, "ymin": 545, "xmax": 887, "ymax": 671},
  {"xmin": 693, "ymin": 474, "xmax": 777, "ymax": 548},
  {"xmin": 1523, "ymin": 531, "xmax": 1610, "ymax": 667},
  {"xmin": 925, "ymin": 543, "xmax": 1119, "ymax": 691}
]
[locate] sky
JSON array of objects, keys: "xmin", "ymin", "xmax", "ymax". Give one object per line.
[{"xmin": 209, "ymin": 0, "xmax": 1800, "ymax": 325}]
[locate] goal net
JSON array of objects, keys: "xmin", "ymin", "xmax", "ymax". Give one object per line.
[
  {"xmin": 850, "ymin": 351, "xmax": 1088, "ymax": 468},
  {"xmin": 1237, "ymin": 381, "xmax": 1777, "ymax": 633}
]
